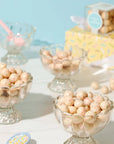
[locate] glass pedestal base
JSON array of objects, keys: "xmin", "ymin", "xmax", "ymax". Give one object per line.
[
  {"xmin": 0, "ymin": 107, "xmax": 21, "ymax": 124},
  {"xmin": 48, "ymin": 77, "xmax": 77, "ymax": 93},
  {"xmin": 1, "ymin": 53, "xmax": 27, "ymax": 65},
  {"xmin": 64, "ymin": 136, "xmax": 96, "ymax": 144}
]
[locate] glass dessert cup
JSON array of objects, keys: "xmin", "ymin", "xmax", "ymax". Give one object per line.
[
  {"xmin": 40, "ymin": 44, "xmax": 87, "ymax": 93},
  {"xmin": 0, "ymin": 22, "xmax": 36, "ymax": 65},
  {"xmin": 0, "ymin": 73, "xmax": 32, "ymax": 124},
  {"xmin": 53, "ymin": 95, "xmax": 113, "ymax": 144}
]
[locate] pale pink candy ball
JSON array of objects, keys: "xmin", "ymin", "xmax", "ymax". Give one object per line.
[
  {"xmin": 58, "ymin": 97, "xmax": 65, "ymax": 104},
  {"xmin": 54, "ymin": 63, "xmax": 63, "ymax": 71},
  {"xmin": 91, "ymin": 81, "xmax": 99, "ymax": 90},
  {"xmin": 90, "ymin": 102, "xmax": 101, "ymax": 114},
  {"xmin": 43, "ymin": 50, "xmax": 52, "ymax": 57},
  {"xmin": 84, "ymin": 97, "xmax": 93, "ymax": 106},
  {"xmin": 8, "ymin": 67, "xmax": 16, "ymax": 73},
  {"xmin": 72, "ymin": 115, "xmax": 83, "ymax": 124},
  {"xmin": 1, "ymin": 68, "xmax": 10, "ymax": 78},
  {"xmin": 0, "ymin": 75, "xmax": 3, "ymax": 81},
  {"xmin": 77, "ymin": 107, "xmax": 86, "ymax": 116},
  {"xmin": 0, "ymin": 63, "xmax": 7, "ymax": 69},
  {"xmin": 63, "ymin": 60, "xmax": 71, "ymax": 67},
  {"xmin": 64, "ymin": 90, "xmax": 74, "ymax": 97},
  {"xmin": 15, "ymin": 68, "xmax": 23, "ymax": 76},
  {"xmin": 48, "ymin": 63, "xmax": 55, "ymax": 71},
  {"xmin": 0, "ymin": 79, "xmax": 11, "ymax": 87},
  {"xmin": 15, "ymin": 80, "xmax": 23, "ymax": 86},
  {"xmin": 100, "ymin": 101, "xmax": 110, "ymax": 110},
  {"xmin": 64, "ymin": 96, "xmax": 74, "ymax": 106},
  {"xmin": 57, "ymin": 103, "xmax": 68, "ymax": 112},
  {"xmin": 76, "ymin": 91, "xmax": 88, "ymax": 100},
  {"xmin": 9, "ymin": 73, "xmax": 19, "ymax": 83},
  {"xmin": 101, "ymin": 86, "xmax": 109, "ymax": 94},
  {"xmin": 68, "ymin": 106, "xmax": 77, "ymax": 114},
  {"xmin": 21, "ymin": 72, "xmax": 30, "ymax": 83},
  {"xmin": 56, "ymin": 51, "xmax": 68, "ymax": 59},
  {"xmin": 63, "ymin": 117, "xmax": 72, "ymax": 126},
  {"xmin": 84, "ymin": 111, "xmax": 96, "ymax": 124},
  {"xmin": 94, "ymin": 95, "xmax": 104, "ymax": 104},
  {"xmin": 74, "ymin": 99, "xmax": 83, "ymax": 108},
  {"xmin": 42, "ymin": 57, "xmax": 52, "ymax": 65}
]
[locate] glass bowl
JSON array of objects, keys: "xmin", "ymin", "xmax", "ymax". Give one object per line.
[
  {"xmin": 53, "ymin": 92, "xmax": 113, "ymax": 144},
  {"xmin": 40, "ymin": 44, "xmax": 87, "ymax": 93},
  {"xmin": 0, "ymin": 73, "xmax": 33, "ymax": 124},
  {"xmin": 0, "ymin": 22, "xmax": 36, "ymax": 65}
]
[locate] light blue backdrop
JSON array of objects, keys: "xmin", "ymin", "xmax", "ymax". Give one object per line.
[{"xmin": 0, "ymin": 0, "xmax": 113, "ymax": 44}]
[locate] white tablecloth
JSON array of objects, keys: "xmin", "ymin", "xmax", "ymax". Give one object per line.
[{"xmin": 0, "ymin": 58, "xmax": 114, "ymax": 144}]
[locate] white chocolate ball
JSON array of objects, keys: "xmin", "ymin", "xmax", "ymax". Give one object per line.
[
  {"xmin": 0, "ymin": 79, "xmax": 10, "ymax": 87},
  {"xmin": 54, "ymin": 63, "xmax": 63, "ymax": 71},
  {"xmin": 84, "ymin": 111, "xmax": 96, "ymax": 124},
  {"xmin": 77, "ymin": 107, "xmax": 86, "ymax": 116},
  {"xmin": 57, "ymin": 104, "xmax": 68, "ymax": 112},
  {"xmin": 90, "ymin": 102, "xmax": 101, "ymax": 114},
  {"xmin": 94, "ymin": 95, "xmax": 104, "ymax": 104},
  {"xmin": 64, "ymin": 90, "xmax": 74, "ymax": 98},
  {"xmin": 15, "ymin": 80, "xmax": 23, "ymax": 86},
  {"xmin": 76, "ymin": 91, "xmax": 88, "ymax": 100},
  {"xmin": 91, "ymin": 81, "xmax": 99, "ymax": 90},
  {"xmin": 21, "ymin": 72, "xmax": 30, "ymax": 83},
  {"xmin": 84, "ymin": 97, "xmax": 93, "ymax": 106},
  {"xmin": 0, "ymin": 63, "xmax": 6, "ymax": 69},
  {"xmin": 101, "ymin": 11, "xmax": 110, "ymax": 19},
  {"xmin": 100, "ymin": 101, "xmax": 110, "ymax": 110},
  {"xmin": 15, "ymin": 68, "xmax": 23, "ymax": 76},
  {"xmin": 64, "ymin": 96, "xmax": 74, "ymax": 106},
  {"xmin": 101, "ymin": 86, "xmax": 109, "ymax": 94},
  {"xmin": 74, "ymin": 99, "xmax": 83, "ymax": 108},
  {"xmin": 68, "ymin": 106, "xmax": 77, "ymax": 114},
  {"xmin": 58, "ymin": 97, "xmax": 65, "ymax": 104},
  {"xmin": 9, "ymin": 73, "xmax": 19, "ymax": 83},
  {"xmin": 1, "ymin": 68, "xmax": 10, "ymax": 78},
  {"xmin": 72, "ymin": 115, "xmax": 83, "ymax": 124}
]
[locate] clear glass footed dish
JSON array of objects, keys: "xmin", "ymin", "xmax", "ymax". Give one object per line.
[
  {"xmin": 53, "ymin": 90, "xmax": 113, "ymax": 144},
  {"xmin": 0, "ymin": 73, "xmax": 33, "ymax": 124},
  {"xmin": 40, "ymin": 44, "xmax": 87, "ymax": 93},
  {"xmin": 0, "ymin": 22, "xmax": 36, "ymax": 65}
]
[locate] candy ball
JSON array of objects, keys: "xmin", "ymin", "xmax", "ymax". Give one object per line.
[
  {"xmin": 63, "ymin": 60, "xmax": 71, "ymax": 67},
  {"xmin": 101, "ymin": 11, "xmax": 110, "ymax": 19},
  {"xmin": 72, "ymin": 59, "xmax": 80, "ymax": 66},
  {"xmin": 0, "ymin": 63, "xmax": 6, "ymax": 69},
  {"xmin": 54, "ymin": 63, "xmax": 63, "ymax": 71},
  {"xmin": 48, "ymin": 63, "xmax": 55, "ymax": 71},
  {"xmin": 21, "ymin": 72, "xmax": 30, "ymax": 83},
  {"xmin": 56, "ymin": 51, "xmax": 67, "ymax": 59},
  {"xmin": 100, "ymin": 101, "xmax": 110, "ymax": 110},
  {"xmin": 77, "ymin": 107, "xmax": 86, "ymax": 116},
  {"xmin": 68, "ymin": 106, "xmax": 77, "ymax": 114},
  {"xmin": 94, "ymin": 95, "xmax": 104, "ymax": 104},
  {"xmin": 100, "ymin": 26, "xmax": 109, "ymax": 34},
  {"xmin": 90, "ymin": 102, "xmax": 101, "ymax": 114},
  {"xmin": 91, "ymin": 81, "xmax": 99, "ymax": 90},
  {"xmin": 0, "ymin": 79, "xmax": 11, "ymax": 87},
  {"xmin": 15, "ymin": 68, "xmax": 23, "ymax": 76},
  {"xmin": 42, "ymin": 57, "xmax": 52, "ymax": 65},
  {"xmin": 0, "ymin": 75, "xmax": 3, "ymax": 81},
  {"xmin": 84, "ymin": 97, "xmax": 93, "ymax": 106},
  {"xmin": 76, "ymin": 91, "xmax": 88, "ymax": 100},
  {"xmin": 64, "ymin": 90, "xmax": 74, "ymax": 98},
  {"xmin": 58, "ymin": 97, "xmax": 65, "ymax": 104},
  {"xmin": 64, "ymin": 96, "xmax": 74, "ymax": 106},
  {"xmin": 15, "ymin": 80, "xmax": 23, "ymax": 86},
  {"xmin": 84, "ymin": 111, "xmax": 96, "ymax": 124},
  {"xmin": 104, "ymin": 19, "xmax": 111, "ymax": 26},
  {"xmin": 74, "ymin": 99, "xmax": 83, "ymax": 108},
  {"xmin": 66, "ymin": 50, "xmax": 72, "ymax": 56},
  {"xmin": 9, "ymin": 74, "xmax": 18, "ymax": 83},
  {"xmin": 101, "ymin": 86, "xmax": 109, "ymax": 94},
  {"xmin": 57, "ymin": 104, "xmax": 68, "ymax": 112},
  {"xmin": 88, "ymin": 92, "xmax": 93, "ymax": 98},
  {"xmin": 9, "ymin": 67, "xmax": 16, "ymax": 73},
  {"xmin": 1, "ymin": 68, "xmax": 10, "ymax": 78},
  {"xmin": 43, "ymin": 50, "xmax": 52, "ymax": 57}
]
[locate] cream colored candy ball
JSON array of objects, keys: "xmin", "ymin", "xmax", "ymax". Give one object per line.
[
  {"xmin": 63, "ymin": 117, "xmax": 72, "ymax": 126},
  {"xmin": 72, "ymin": 115, "xmax": 83, "ymax": 124},
  {"xmin": 56, "ymin": 51, "xmax": 68, "ymax": 59},
  {"xmin": 84, "ymin": 97, "xmax": 93, "ymax": 106},
  {"xmin": 64, "ymin": 96, "xmax": 74, "ymax": 106},
  {"xmin": 100, "ymin": 101, "xmax": 110, "ymax": 110},
  {"xmin": 53, "ymin": 55, "xmax": 58, "ymax": 61},
  {"xmin": 48, "ymin": 63, "xmax": 55, "ymax": 71},
  {"xmin": 101, "ymin": 11, "xmax": 110, "ymax": 19},
  {"xmin": 42, "ymin": 57, "xmax": 52, "ymax": 65},
  {"xmin": 15, "ymin": 68, "xmax": 23, "ymax": 76},
  {"xmin": 88, "ymin": 92, "xmax": 93, "ymax": 98},
  {"xmin": 90, "ymin": 102, "xmax": 101, "ymax": 114},
  {"xmin": 1, "ymin": 68, "xmax": 10, "ymax": 78},
  {"xmin": 68, "ymin": 106, "xmax": 77, "ymax": 114},
  {"xmin": 91, "ymin": 81, "xmax": 99, "ymax": 90},
  {"xmin": 0, "ymin": 79, "xmax": 10, "ymax": 87},
  {"xmin": 72, "ymin": 59, "xmax": 80, "ymax": 66},
  {"xmin": 100, "ymin": 26, "xmax": 109, "ymax": 34},
  {"xmin": 110, "ymin": 78, "xmax": 114, "ymax": 90},
  {"xmin": 101, "ymin": 86, "xmax": 109, "ymax": 94},
  {"xmin": 21, "ymin": 72, "xmax": 30, "ymax": 83},
  {"xmin": 57, "ymin": 104, "xmax": 68, "ymax": 112},
  {"xmin": 58, "ymin": 97, "xmax": 65, "ymax": 104},
  {"xmin": 74, "ymin": 99, "xmax": 83, "ymax": 108},
  {"xmin": 54, "ymin": 63, "xmax": 63, "ymax": 71},
  {"xmin": 84, "ymin": 111, "xmax": 96, "ymax": 124},
  {"xmin": 0, "ymin": 63, "xmax": 7, "ymax": 69},
  {"xmin": 15, "ymin": 80, "xmax": 23, "ymax": 86},
  {"xmin": 77, "ymin": 107, "xmax": 86, "ymax": 116},
  {"xmin": 8, "ymin": 67, "xmax": 16, "ymax": 73},
  {"xmin": 64, "ymin": 90, "xmax": 74, "ymax": 98},
  {"xmin": 63, "ymin": 60, "xmax": 71, "ymax": 67},
  {"xmin": 43, "ymin": 50, "xmax": 52, "ymax": 57},
  {"xmin": 66, "ymin": 50, "xmax": 72, "ymax": 56},
  {"xmin": 108, "ymin": 25, "xmax": 113, "ymax": 32},
  {"xmin": 103, "ymin": 19, "xmax": 111, "ymax": 26},
  {"xmin": 76, "ymin": 90, "xmax": 88, "ymax": 100},
  {"xmin": 94, "ymin": 95, "xmax": 104, "ymax": 104},
  {"xmin": 9, "ymin": 73, "xmax": 19, "ymax": 83}
]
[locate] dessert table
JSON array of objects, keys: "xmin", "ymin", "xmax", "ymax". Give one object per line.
[{"xmin": 0, "ymin": 50, "xmax": 114, "ymax": 144}]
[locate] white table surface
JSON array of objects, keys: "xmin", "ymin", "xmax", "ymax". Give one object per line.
[{"xmin": 0, "ymin": 58, "xmax": 114, "ymax": 144}]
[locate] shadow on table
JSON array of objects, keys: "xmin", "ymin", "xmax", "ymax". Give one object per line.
[
  {"xmin": 16, "ymin": 93, "xmax": 54, "ymax": 120},
  {"xmin": 28, "ymin": 139, "xmax": 37, "ymax": 144},
  {"xmin": 94, "ymin": 121, "xmax": 114, "ymax": 144}
]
